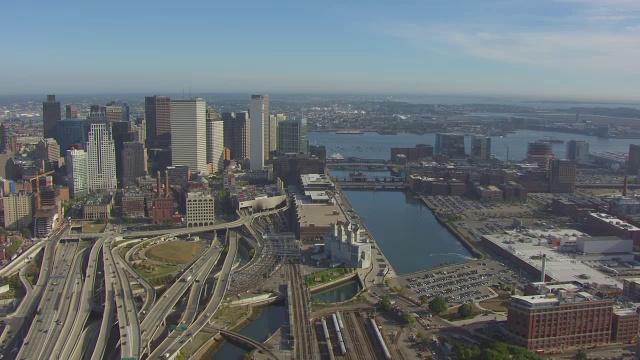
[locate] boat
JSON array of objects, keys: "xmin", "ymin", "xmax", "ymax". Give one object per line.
[{"xmin": 349, "ymin": 172, "xmax": 368, "ymax": 182}]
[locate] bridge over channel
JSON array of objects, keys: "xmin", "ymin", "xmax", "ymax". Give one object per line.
[{"xmin": 212, "ymin": 327, "xmax": 280, "ymax": 360}]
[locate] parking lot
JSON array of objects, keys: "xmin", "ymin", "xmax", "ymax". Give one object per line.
[{"xmin": 389, "ymin": 260, "xmax": 537, "ymax": 307}]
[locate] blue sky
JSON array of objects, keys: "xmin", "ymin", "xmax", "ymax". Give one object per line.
[{"xmin": 2, "ymin": 0, "xmax": 640, "ymax": 100}]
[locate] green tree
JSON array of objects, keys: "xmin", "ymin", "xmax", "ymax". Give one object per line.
[
  {"xmin": 20, "ymin": 228, "xmax": 32, "ymax": 239},
  {"xmin": 428, "ymin": 296, "xmax": 448, "ymax": 315},
  {"xmin": 457, "ymin": 303, "xmax": 475, "ymax": 319},
  {"xmin": 379, "ymin": 295, "xmax": 392, "ymax": 311},
  {"xmin": 575, "ymin": 349, "xmax": 588, "ymax": 360},
  {"xmin": 0, "ymin": 227, "xmax": 8, "ymax": 236},
  {"xmin": 400, "ymin": 312, "xmax": 416, "ymax": 326}
]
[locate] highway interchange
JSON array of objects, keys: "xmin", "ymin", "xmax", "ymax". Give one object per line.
[{"xmin": 0, "ymin": 208, "xmax": 289, "ymax": 360}]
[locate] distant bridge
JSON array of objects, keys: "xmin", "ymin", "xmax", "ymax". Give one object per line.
[
  {"xmin": 213, "ymin": 328, "xmax": 280, "ymax": 360},
  {"xmin": 338, "ymin": 182, "xmax": 408, "ymax": 189}
]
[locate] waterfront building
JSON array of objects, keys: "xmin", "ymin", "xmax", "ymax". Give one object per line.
[
  {"xmin": 323, "ymin": 222, "xmax": 372, "ymax": 269},
  {"xmin": 145, "ymin": 95, "xmax": 171, "ymax": 148},
  {"xmin": 507, "ymin": 284, "xmax": 614, "ymax": 350},
  {"xmin": 434, "ymin": 133, "xmax": 466, "ymax": 158},
  {"xmin": 277, "ymin": 117, "xmax": 308, "ymax": 155},
  {"xmin": 43, "ymin": 95, "xmax": 61, "ymax": 139},
  {"xmin": 272, "ymin": 155, "xmax": 326, "ymax": 187},
  {"xmin": 309, "ymin": 145, "xmax": 327, "ymax": 160},
  {"xmin": 566, "ymin": 140, "xmax": 590, "ymax": 164},
  {"xmin": 629, "ymin": 144, "xmax": 640, "ymax": 175},
  {"xmin": 206, "ymin": 118, "xmax": 224, "ymax": 172},
  {"xmin": 171, "ymin": 98, "xmax": 207, "ymax": 174},
  {"xmin": 66, "ymin": 148, "xmax": 88, "ymax": 198},
  {"xmin": 470, "ymin": 135, "xmax": 492, "ymax": 161},
  {"xmin": 186, "ymin": 191, "xmax": 215, "ymax": 227},
  {"xmin": 86, "ymin": 113, "xmax": 117, "ymax": 191},
  {"xmin": 390, "ymin": 144, "xmax": 433, "ymax": 162},
  {"xmin": 2, "ymin": 191, "xmax": 33, "ymax": 230},
  {"xmin": 249, "ymin": 94, "xmax": 269, "ymax": 170},
  {"xmin": 527, "ymin": 141, "xmax": 554, "ymax": 169},
  {"xmin": 549, "ymin": 159, "xmax": 576, "ymax": 193}
]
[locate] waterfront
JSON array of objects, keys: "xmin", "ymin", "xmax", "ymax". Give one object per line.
[
  {"xmin": 308, "ymin": 129, "xmax": 635, "ymax": 161},
  {"xmin": 342, "ymin": 190, "xmax": 472, "ymax": 274},
  {"xmin": 311, "ymin": 279, "xmax": 360, "ymax": 303}
]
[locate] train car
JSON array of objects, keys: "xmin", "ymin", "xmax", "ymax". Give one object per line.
[
  {"xmin": 321, "ymin": 318, "xmax": 335, "ymax": 360},
  {"xmin": 336, "ymin": 312, "xmax": 350, "ymax": 351},
  {"xmin": 331, "ymin": 313, "xmax": 346, "ymax": 355},
  {"xmin": 369, "ymin": 318, "xmax": 392, "ymax": 360}
]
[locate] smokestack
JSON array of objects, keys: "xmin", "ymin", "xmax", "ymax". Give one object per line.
[
  {"xmin": 156, "ymin": 171, "xmax": 161, "ymax": 197},
  {"xmin": 540, "ymin": 254, "xmax": 547, "ymax": 282},
  {"xmin": 164, "ymin": 170, "xmax": 169, "ymax": 198}
]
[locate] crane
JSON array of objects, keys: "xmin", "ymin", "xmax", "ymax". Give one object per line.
[{"xmin": 28, "ymin": 170, "xmax": 55, "ymax": 208}]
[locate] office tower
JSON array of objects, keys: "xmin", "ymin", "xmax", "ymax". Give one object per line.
[
  {"xmin": 265, "ymin": 111, "xmax": 278, "ymax": 158},
  {"xmin": 434, "ymin": 133, "xmax": 466, "ymax": 158},
  {"xmin": 186, "ymin": 191, "xmax": 215, "ymax": 227},
  {"xmin": 90, "ymin": 104, "xmax": 105, "ymax": 114},
  {"xmin": 65, "ymin": 104, "xmax": 79, "ymax": 119},
  {"xmin": 549, "ymin": 159, "xmax": 577, "ymax": 193},
  {"xmin": 566, "ymin": 140, "xmax": 590, "ymax": 164},
  {"xmin": 66, "ymin": 148, "xmax": 88, "ymax": 198},
  {"xmin": 121, "ymin": 141, "xmax": 147, "ymax": 187},
  {"xmin": 86, "ymin": 113, "xmax": 117, "ymax": 191},
  {"xmin": 628, "ymin": 144, "xmax": 640, "ymax": 175},
  {"xmin": 277, "ymin": 117, "xmax": 308, "ymax": 155},
  {"xmin": 35, "ymin": 138, "xmax": 61, "ymax": 164},
  {"xmin": 42, "ymin": 95, "xmax": 61, "ymax": 139},
  {"xmin": 0, "ymin": 123, "xmax": 7, "ymax": 152},
  {"xmin": 250, "ymin": 94, "xmax": 268, "ymax": 170},
  {"xmin": 105, "ymin": 104, "xmax": 123, "ymax": 123},
  {"xmin": 2, "ymin": 191, "xmax": 33, "ymax": 230},
  {"xmin": 171, "ymin": 98, "xmax": 207, "ymax": 173},
  {"xmin": 112, "ymin": 121, "xmax": 132, "ymax": 187},
  {"xmin": 206, "ymin": 119, "xmax": 224, "ymax": 172},
  {"xmin": 130, "ymin": 119, "xmax": 146, "ymax": 143},
  {"xmin": 122, "ymin": 103, "xmax": 130, "ymax": 122},
  {"xmin": 222, "ymin": 111, "xmax": 250, "ymax": 161},
  {"xmin": 527, "ymin": 141, "xmax": 554, "ymax": 169},
  {"xmin": 470, "ymin": 135, "xmax": 491, "ymax": 161},
  {"xmin": 56, "ymin": 118, "xmax": 86, "ymax": 156},
  {"xmin": 145, "ymin": 95, "xmax": 171, "ymax": 148}
]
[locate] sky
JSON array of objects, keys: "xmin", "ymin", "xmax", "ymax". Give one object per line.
[{"xmin": 2, "ymin": 0, "xmax": 640, "ymax": 101}]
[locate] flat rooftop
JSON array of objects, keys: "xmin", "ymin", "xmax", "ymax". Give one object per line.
[
  {"xmin": 484, "ymin": 229, "xmax": 621, "ymax": 287},
  {"xmin": 590, "ymin": 213, "xmax": 640, "ymax": 232},
  {"xmin": 296, "ymin": 200, "xmax": 347, "ymax": 228}
]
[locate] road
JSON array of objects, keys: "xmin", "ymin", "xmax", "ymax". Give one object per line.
[
  {"xmin": 148, "ymin": 232, "xmax": 238, "ymax": 359},
  {"xmin": 15, "ymin": 239, "xmax": 79, "ymax": 360},
  {"xmin": 140, "ymin": 237, "xmax": 222, "ymax": 354},
  {"xmin": 56, "ymin": 236, "xmax": 105, "ymax": 359},
  {"xmin": 115, "ymin": 238, "xmax": 156, "ymax": 316}
]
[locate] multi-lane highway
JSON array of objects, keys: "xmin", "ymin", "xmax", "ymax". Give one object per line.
[{"xmin": 149, "ymin": 232, "xmax": 239, "ymax": 359}]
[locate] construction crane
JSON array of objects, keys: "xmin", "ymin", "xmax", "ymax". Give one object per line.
[{"xmin": 28, "ymin": 170, "xmax": 55, "ymax": 208}]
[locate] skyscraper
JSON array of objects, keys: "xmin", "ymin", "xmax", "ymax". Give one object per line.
[
  {"xmin": 435, "ymin": 133, "xmax": 466, "ymax": 158},
  {"xmin": 527, "ymin": 141, "xmax": 554, "ymax": 169},
  {"xmin": 566, "ymin": 140, "xmax": 590, "ymax": 164},
  {"xmin": 0, "ymin": 123, "xmax": 7, "ymax": 153},
  {"xmin": 42, "ymin": 95, "xmax": 61, "ymax": 139},
  {"xmin": 277, "ymin": 117, "xmax": 308, "ymax": 155},
  {"xmin": 86, "ymin": 113, "xmax": 117, "ymax": 191},
  {"xmin": 222, "ymin": 111, "xmax": 251, "ymax": 162},
  {"xmin": 206, "ymin": 118, "xmax": 224, "ymax": 172},
  {"xmin": 66, "ymin": 148, "xmax": 88, "ymax": 198},
  {"xmin": 121, "ymin": 141, "xmax": 147, "ymax": 187},
  {"xmin": 56, "ymin": 118, "xmax": 86, "ymax": 156},
  {"xmin": 549, "ymin": 159, "xmax": 577, "ymax": 193},
  {"xmin": 65, "ymin": 104, "xmax": 79, "ymax": 119},
  {"xmin": 250, "ymin": 94, "xmax": 269, "ymax": 170},
  {"xmin": 629, "ymin": 144, "xmax": 640, "ymax": 175},
  {"xmin": 171, "ymin": 98, "xmax": 207, "ymax": 173},
  {"xmin": 112, "ymin": 121, "xmax": 132, "ymax": 187},
  {"xmin": 145, "ymin": 96, "xmax": 171, "ymax": 148},
  {"xmin": 470, "ymin": 135, "xmax": 492, "ymax": 161}
]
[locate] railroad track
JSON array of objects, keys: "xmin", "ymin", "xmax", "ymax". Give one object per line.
[
  {"xmin": 343, "ymin": 312, "xmax": 367, "ymax": 360},
  {"xmin": 286, "ymin": 262, "xmax": 314, "ymax": 360},
  {"xmin": 354, "ymin": 312, "xmax": 379, "ymax": 360}
]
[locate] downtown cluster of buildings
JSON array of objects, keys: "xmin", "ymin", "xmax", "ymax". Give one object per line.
[{"xmin": 0, "ymin": 94, "xmax": 314, "ymax": 236}]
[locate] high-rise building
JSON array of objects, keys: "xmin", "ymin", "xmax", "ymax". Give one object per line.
[
  {"xmin": 56, "ymin": 118, "xmax": 86, "ymax": 156},
  {"xmin": 145, "ymin": 96, "xmax": 171, "ymax": 148},
  {"xmin": 2, "ymin": 191, "xmax": 33, "ymax": 230},
  {"xmin": 86, "ymin": 113, "xmax": 117, "ymax": 191},
  {"xmin": 434, "ymin": 133, "xmax": 466, "ymax": 158},
  {"xmin": 628, "ymin": 144, "xmax": 640, "ymax": 175},
  {"xmin": 171, "ymin": 98, "xmax": 207, "ymax": 173},
  {"xmin": 112, "ymin": 121, "xmax": 132, "ymax": 187},
  {"xmin": 105, "ymin": 105, "xmax": 123, "ymax": 123},
  {"xmin": 527, "ymin": 141, "xmax": 554, "ymax": 169},
  {"xmin": 0, "ymin": 123, "xmax": 8, "ymax": 153},
  {"xmin": 66, "ymin": 148, "xmax": 88, "ymax": 198},
  {"xmin": 35, "ymin": 138, "xmax": 61, "ymax": 164},
  {"xmin": 121, "ymin": 141, "xmax": 147, "ymax": 187},
  {"xmin": 264, "ymin": 110, "xmax": 279, "ymax": 158},
  {"xmin": 186, "ymin": 191, "xmax": 215, "ymax": 227},
  {"xmin": 250, "ymin": 94, "xmax": 269, "ymax": 170},
  {"xmin": 65, "ymin": 104, "xmax": 79, "ymax": 119},
  {"xmin": 206, "ymin": 119, "xmax": 224, "ymax": 172},
  {"xmin": 566, "ymin": 140, "xmax": 590, "ymax": 164},
  {"xmin": 277, "ymin": 117, "xmax": 308, "ymax": 155},
  {"xmin": 222, "ymin": 111, "xmax": 250, "ymax": 162},
  {"xmin": 470, "ymin": 135, "xmax": 491, "ymax": 161},
  {"xmin": 43, "ymin": 95, "xmax": 61, "ymax": 139},
  {"xmin": 549, "ymin": 159, "xmax": 576, "ymax": 193}
]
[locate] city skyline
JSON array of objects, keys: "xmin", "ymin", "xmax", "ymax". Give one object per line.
[{"xmin": 2, "ymin": 1, "xmax": 640, "ymax": 101}]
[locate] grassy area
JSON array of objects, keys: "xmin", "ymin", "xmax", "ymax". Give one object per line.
[
  {"xmin": 441, "ymin": 303, "xmax": 485, "ymax": 321},
  {"xmin": 305, "ymin": 266, "xmax": 356, "ymax": 287},
  {"xmin": 479, "ymin": 291, "xmax": 511, "ymax": 313},
  {"xmin": 146, "ymin": 241, "xmax": 205, "ymax": 264},
  {"xmin": 137, "ymin": 264, "xmax": 178, "ymax": 279},
  {"xmin": 6, "ymin": 241, "xmax": 21, "ymax": 258},
  {"xmin": 82, "ymin": 223, "xmax": 107, "ymax": 233},
  {"xmin": 119, "ymin": 244, "xmax": 135, "ymax": 259}
]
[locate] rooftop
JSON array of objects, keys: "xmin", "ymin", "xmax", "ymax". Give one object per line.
[
  {"xmin": 296, "ymin": 199, "xmax": 347, "ymax": 228},
  {"xmin": 85, "ymin": 194, "xmax": 112, "ymax": 206},
  {"xmin": 590, "ymin": 213, "xmax": 640, "ymax": 231}
]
